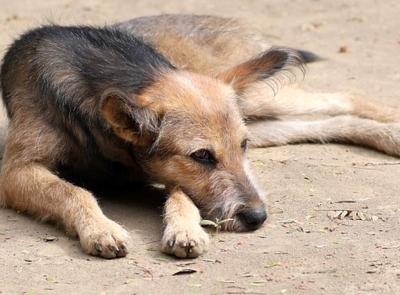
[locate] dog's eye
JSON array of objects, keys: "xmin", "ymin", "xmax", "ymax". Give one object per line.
[
  {"xmin": 190, "ymin": 149, "xmax": 216, "ymax": 165},
  {"xmin": 241, "ymin": 139, "xmax": 248, "ymax": 151}
]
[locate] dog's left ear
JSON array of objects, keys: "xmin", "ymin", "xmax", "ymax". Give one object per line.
[
  {"xmin": 216, "ymin": 48, "xmax": 303, "ymax": 93},
  {"xmin": 100, "ymin": 88, "xmax": 162, "ymax": 146}
]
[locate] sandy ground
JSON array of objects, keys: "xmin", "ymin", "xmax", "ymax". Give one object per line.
[{"xmin": 1, "ymin": 0, "xmax": 400, "ymax": 294}]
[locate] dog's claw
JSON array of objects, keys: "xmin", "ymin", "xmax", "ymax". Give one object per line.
[
  {"xmin": 95, "ymin": 242, "xmax": 103, "ymax": 253},
  {"xmin": 110, "ymin": 245, "xmax": 119, "ymax": 253},
  {"xmin": 168, "ymin": 239, "xmax": 175, "ymax": 247}
]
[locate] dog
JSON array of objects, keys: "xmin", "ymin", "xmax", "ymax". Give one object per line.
[{"xmin": 1, "ymin": 14, "xmax": 399, "ymax": 259}]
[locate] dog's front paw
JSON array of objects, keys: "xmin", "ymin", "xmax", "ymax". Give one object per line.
[
  {"xmin": 161, "ymin": 224, "xmax": 209, "ymax": 258},
  {"xmin": 79, "ymin": 218, "xmax": 130, "ymax": 259}
]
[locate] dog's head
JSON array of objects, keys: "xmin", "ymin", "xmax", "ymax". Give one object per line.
[{"xmin": 100, "ymin": 48, "xmax": 302, "ymax": 231}]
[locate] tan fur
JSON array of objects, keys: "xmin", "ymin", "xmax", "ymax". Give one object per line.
[
  {"xmin": 216, "ymin": 50, "xmax": 299, "ymax": 94},
  {"xmin": 0, "ymin": 113, "xmax": 130, "ymax": 258},
  {"xmin": 126, "ymin": 14, "xmax": 400, "ymax": 153},
  {"xmin": 2, "ymin": 14, "xmax": 399, "ymax": 260},
  {"xmin": 248, "ymin": 116, "xmax": 400, "ymax": 156},
  {"xmin": 1, "ymin": 67, "xmax": 259, "ymax": 259},
  {"xmin": 135, "ymin": 71, "xmax": 264, "ymax": 228},
  {"xmin": 161, "ymin": 188, "xmax": 209, "ymax": 258},
  {"xmin": 120, "ymin": 15, "xmax": 265, "ymax": 75}
]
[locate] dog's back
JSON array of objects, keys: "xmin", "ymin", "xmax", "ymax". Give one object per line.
[{"xmin": 115, "ymin": 15, "xmax": 268, "ymax": 75}]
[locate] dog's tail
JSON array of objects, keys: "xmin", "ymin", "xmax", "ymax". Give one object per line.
[{"xmin": 294, "ymin": 49, "xmax": 324, "ymax": 63}]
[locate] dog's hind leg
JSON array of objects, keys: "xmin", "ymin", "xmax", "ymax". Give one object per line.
[
  {"xmin": 0, "ymin": 118, "xmax": 130, "ymax": 258},
  {"xmin": 161, "ymin": 188, "xmax": 209, "ymax": 258},
  {"xmin": 215, "ymin": 48, "xmax": 398, "ymax": 122},
  {"xmin": 247, "ymin": 116, "xmax": 400, "ymax": 156},
  {"xmin": 240, "ymin": 86, "xmax": 400, "ymax": 123}
]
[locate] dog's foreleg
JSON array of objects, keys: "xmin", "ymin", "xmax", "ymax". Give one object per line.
[
  {"xmin": 247, "ymin": 116, "xmax": 400, "ymax": 156},
  {"xmin": 241, "ymin": 86, "xmax": 399, "ymax": 122},
  {"xmin": 161, "ymin": 188, "xmax": 209, "ymax": 258},
  {"xmin": 1, "ymin": 162, "xmax": 130, "ymax": 259}
]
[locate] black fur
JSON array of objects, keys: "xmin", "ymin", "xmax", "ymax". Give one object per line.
[
  {"xmin": 295, "ymin": 49, "xmax": 323, "ymax": 63},
  {"xmin": 0, "ymin": 25, "xmax": 176, "ymax": 184},
  {"xmin": 1, "ymin": 25, "xmax": 174, "ymax": 118}
]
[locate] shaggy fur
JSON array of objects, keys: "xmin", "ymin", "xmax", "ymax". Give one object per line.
[{"xmin": 1, "ymin": 14, "xmax": 399, "ymax": 259}]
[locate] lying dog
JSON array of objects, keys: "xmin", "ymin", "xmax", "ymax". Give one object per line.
[{"xmin": 1, "ymin": 14, "xmax": 399, "ymax": 259}]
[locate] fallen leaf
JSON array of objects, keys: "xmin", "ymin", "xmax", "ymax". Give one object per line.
[
  {"xmin": 335, "ymin": 200, "xmax": 356, "ymax": 204},
  {"xmin": 339, "ymin": 210, "xmax": 349, "ymax": 219},
  {"xmin": 202, "ymin": 258, "xmax": 222, "ymax": 263},
  {"xmin": 43, "ymin": 236, "xmax": 57, "ymax": 242},
  {"xmin": 274, "ymin": 251, "xmax": 288, "ymax": 255},
  {"xmin": 358, "ymin": 211, "xmax": 366, "ymax": 221},
  {"xmin": 172, "ymin": 269, "xmax": 197, "ymax": 276},
  {"xmin": 349, "ymin": 211, "xmax": 357, "ymax": 220},
  {"xmin": 176, "ymin": 262, "xmax": 196, "ymax": 267},
  {"xmin": 241, "ymin": 272, "xmax": 256, "ymax": 277},
  {"xmin": 303, "ymin": 269, "xmax": 337, "ymax": 274},
  {"xmin": 327, "ymin": 210, "xmax": 379, "ymax": 222},
  {"xmin": 251, "ymin": 281, "xmax": 266, "ymax": 286},
  {"xmin": 217, "ymin": 280, "xmax": 236, "ymax": 283},
  {"xmin": 265, "ymin": 262, "xmax": 281, "ymax": 268},
  {"xmin": 279, "ymin": 219, "xmax": 298, "ymax": 224}
]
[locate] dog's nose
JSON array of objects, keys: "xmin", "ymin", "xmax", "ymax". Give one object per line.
[{"xmin": 237, "ymin": 207, "xmax": 267, "ymax": 230}]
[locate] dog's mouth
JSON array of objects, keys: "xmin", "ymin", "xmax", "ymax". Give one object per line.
[
  {"xmin": 178, "ymin": 188, "xmax": 267, "ymax": 232},
  {"xmin": 219, "ymin": 216, "xmax": 248, "ymax": 232},
  {"xmin": 201, "ymin": 208, "xmax": 267, "ymax": 232}
]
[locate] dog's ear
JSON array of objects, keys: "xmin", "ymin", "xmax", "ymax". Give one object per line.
[
  {"xmin": 216, "ymin": 48, "xmax": 304, "ymax": 94},
  {"xmin": 100, "ymin": 89, "xmax": 161, "ymax": 146}
]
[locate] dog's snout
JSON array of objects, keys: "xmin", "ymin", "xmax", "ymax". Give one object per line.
[{"xmin": 237, "ymin": 207, "xmax": 267, "ymax": 230}]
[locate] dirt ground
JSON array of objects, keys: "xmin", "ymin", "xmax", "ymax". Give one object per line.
[{"xmin": 1, "ymin": 0, "xmax": 400, "ymax": 294}]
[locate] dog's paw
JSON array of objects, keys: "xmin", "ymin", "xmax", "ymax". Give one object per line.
[
  {"xmin": 79, "ymin": 218, "xmax": 130, "ymax": 259},
  {"xmin": 161, "ymin": 224, "xmax": 209, "ymax": 258}
]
